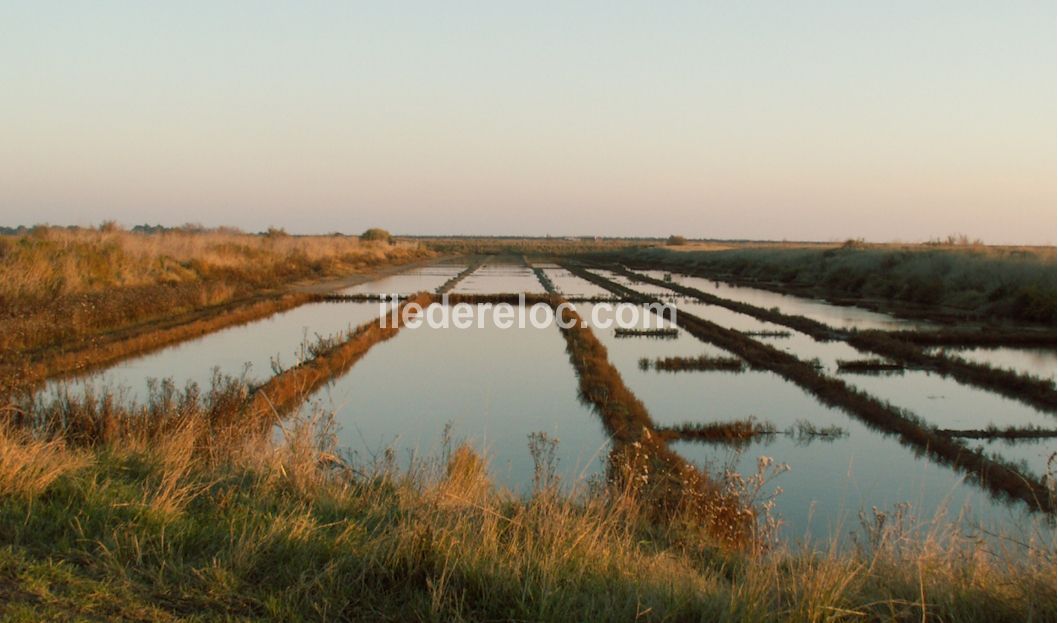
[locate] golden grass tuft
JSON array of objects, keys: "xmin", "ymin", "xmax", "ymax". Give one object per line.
[{"xmin": 0, "ymin": 423, "xmax": 90, "ymax": 499}]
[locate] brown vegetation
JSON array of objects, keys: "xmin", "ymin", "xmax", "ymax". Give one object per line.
[
  {"xmin": 656, "ymin": 418, "xmax": 775, "ymax": 443},
  {"xmin": 615, "ymin": 327, "xmax": 679, "ymax": 338},
  {"xmin": 436, "ymin": 256, "xmax": 487, "ymax": 293},
  {"xmin": 935, "ymin": 426, "xmax": 1057, "ymax": 440},
  {"xmin": 0, "ymin": 226, "xmax": 428, "ymax": 352},
  {"xmin": 0, "ymin": 292, "xmax": 314, "ymax": 398},
  {"xmin": 552, "ymin": 300, "xmax": 754, "ymax": 547},
  {"xmin": 250, "ymin": 293, "xmax": 433, "ymax": 420},
  {"xmin": 641, "ymin": 354, "xmax": 746, "ymax": 372},
  {"xmin": 562, "ymin": 263, "xmax": 1056, "ymax": 513},
  {"xmin": 605, "ymin": 263, "xmax": 1057, "ymax": 412},
  {"xmin": 836, "ymin": 358, "xmax": 906, "ymax": 373},
  {"xmin": 0, "ymin": 226, "xmax": 432, "ymax": 393}
]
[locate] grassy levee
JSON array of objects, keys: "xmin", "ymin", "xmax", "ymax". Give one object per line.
[
  {"xmin": 605, "ymin": 263, "xmax": 1057, "ymax": 413},
  {"xmin": 936, "ymin": 426, "xmax": 1057, "ymax": 440},
  {"xmin": 562, "ymin": 264, "xmax": 1056, "ymax": 514},
  {"xmin": 550, "ymin": 299, "xmax": 753, "ymax": 547},
  {"xmin": 435, "ymin": 255, "xmax": 488, "ymax": 293},
  {"xmin": 0, "ymin": 292, "xmax": 316, "ymax": 398},
  {"xmin": 0, "ymin": 227, "xmax": 434, "ymax": 359},
  {"xmin": 598, "ymin": 244, "xmax": 1056, "ymax": 325},
  {"xmin": 845, "ymin": 331, "xmax": 1057, "ymax": 412},
  {"xmin": 0, "ymin": 227, "xmax": 437, "ymax": 402},
  {"xmin": 528, "ymin": 260, "xmax": 558, "ymax": 294},
  {"xmin": 604, "ymin": 263, "xmax": 841, "ymax": 339},
  {"xmin": 883, "ymin": 328, "xmax": 1057, "ymax": 348},
  {"xmin": 249, "ymin": 293, "xmax": 434, "ymax": 421}
]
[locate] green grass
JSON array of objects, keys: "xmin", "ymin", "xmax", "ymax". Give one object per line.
[
  {"xmin": 0, "ymin": 411, "xmax": 1053, "ymax": 622},
  {"xmin": 609, "ymin": 244, "xmax": 1057, "ymax": 324}
]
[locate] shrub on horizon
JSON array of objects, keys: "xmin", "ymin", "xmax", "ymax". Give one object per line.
[{"xmin": 361, "ymin": 228, "xmax": 393, "ymax": 243}]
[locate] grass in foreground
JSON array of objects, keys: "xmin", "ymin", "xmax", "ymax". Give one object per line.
[{"xmin": 0, "ymin": 385, "xmax": 1054, "ymax": 622}]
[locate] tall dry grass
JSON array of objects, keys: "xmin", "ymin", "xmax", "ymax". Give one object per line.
[
  {"xmin": 0, "ymin": 382, "xmax": 1052, "ymax": 621},
  {"xmin": 0, "ymin": 423, "xmax": 90, "ymax": 499},
  {"xmin": 0, "ymin": 226, "xmax": 427, "ymax": 301},
  {"xmin": 0, "ymin": 226, "xmax": 432, "ymax": 370}
]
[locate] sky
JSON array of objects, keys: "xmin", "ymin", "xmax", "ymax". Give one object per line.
[{"xmin": 1, "ymin": 2, "xmax": 1054, "ymax": 244}]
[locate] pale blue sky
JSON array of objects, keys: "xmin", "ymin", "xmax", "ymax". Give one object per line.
[{"xmin": 1, "ymin": 2, "xmax": 1054, "ymax": 243}]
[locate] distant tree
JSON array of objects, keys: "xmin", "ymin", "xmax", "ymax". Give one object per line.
[
  {"xmin": 667, "ymin": 235, "xmax": 688, "ymax": 246},
  {"xmin": 360, "ymin": 228, "xmax": 393, "ymax": 243},
  {"xmin": 264, "ymin": 226, "xmax": 288, "ymax": 238},
  {"xmin": 98, "ymin": 220, "xmax": 123, "ymax": 233}
]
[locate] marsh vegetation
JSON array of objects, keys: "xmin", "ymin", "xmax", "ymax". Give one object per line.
[{"xmin": 0, "ymin": 236, "xmax": 1054, "ymax": 620}]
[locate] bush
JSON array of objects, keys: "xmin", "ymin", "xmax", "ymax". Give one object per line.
[
  {"xmin": 360, "ymin": 228, "xmax": 392, "ymax": 243},
  {"xmin": 667, "ymin": 235, "xmax": 688, "ymax": 246}
]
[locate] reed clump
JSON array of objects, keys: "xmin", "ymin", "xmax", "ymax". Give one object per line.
[
  {"xmin": 615, "ymin": 327, "xmax": 679, "ymax": 339},
  {"xmin": 836, "ymin": 358, "xmax": 906, "ymax": 373},
  {"xmin": 642, "ymin": 354, "xmax": 745, "ymax": 372},
  {"xmin": 656, "ymin": 418, "xmax": 777, "ymax": 443},
  {"xmin": 936, "ymin": 425, "xmax": 1057, "ymax": 440}
]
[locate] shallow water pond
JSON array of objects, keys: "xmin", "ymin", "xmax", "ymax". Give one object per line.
[
  {"xmin": 677, "ymin": 301, "xmax": 866, "ymax": 374},
  {"xmin": 340, "ymin": 261, "xmax": 465, "ymax": 295},
  {"xmin": 575, "ymin": 302, "xmax": 1051, "ymax": 541},
  {"xmin": 932, "ymin": 346, "xmax": 1057, "ymax": 382},
  {"xmin": 842, "ymin": 370, "xmax": 1053, "ymax": 430},
  {"xmin": 452, "ymin": 261, "xmax": 547, "ymax": 294},
  {"xmin": 306, "ymin": 304, "xmax": 608, "ymax": 491},
  {"xmin": 672, "ymin": 423, "xmax": 1050, "ymax": 543},
  {"xmin": 541, "ymin": 268, "xmax": 614, "ymax": 298},
  {"xmin": 632, "ymin": 269, "xmax": 932, "ymax": 331},
  {"xmin": 41, "ymin": 302, "xmax": 383, "ymax": 403}
]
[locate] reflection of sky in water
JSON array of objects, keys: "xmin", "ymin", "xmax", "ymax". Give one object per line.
[
  {"xmin": 932, "ymin": 346, "xmax": 1057, "ymax": 382},
  {"xmin": 542, "ymin": 268, "xmax": 613, "ymax": 297},
  {"xmin": 35, "ymin": 261, "xmax": 1055, "ymax": 545},
  {"xmin": 452, "ymin": 261, "xmax": 547, "ymax": 294},
  {"xmin": 579, "ymin": 301, "xmax": 1054, "ymax": 542},
  {"xmin": 42, "ymin": 302, "xmax": 383, "ymax": 404},
  {"xmin": 340, "ymin": 264, "xmax": 465, "ymax": 295},
  {"xmin": 843, "ymin": 371, "xmax": 1052, "ymax": 430},
  {"xmin": 633, "ymin": 269, "xmax": 934, "ymax": 331},
  {"xmin": 310, "ymin": 304, "xmax": 607, "ymax": 493}
]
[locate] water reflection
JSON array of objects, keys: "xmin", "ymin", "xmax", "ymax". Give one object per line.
[
  {"xmin": 340, "ymin": 261, "xmax": 465, "ymax": 295},
  {"xmin": 632, "ymin": 269, "xmax": 933, "ymax": 331},
  {"xmin": 576, "ymin": 301, "xmax": 1052, "ymax": 541},
  {"xmin": 452, "ymin": 261, "xmax": 547, "ymax": 294},
  {"xmin": 42, "ymin": 302, "xmax": 383, "ymax": 403},
  {"xmin": 308, "ymin": 304, "xmax": 608, "ymax": 492},
  {"xmin": 932, "ymin": 346, "xmax": 1057, "ymax": 382}
]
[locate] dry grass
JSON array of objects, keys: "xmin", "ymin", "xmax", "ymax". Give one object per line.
[
  {"xmin": 0, "ymin": 226, "xmax": 432, "ymax": 362},
  {"xmin": 0, "ymin": 423, "xmax": 90, "ymax": 499},
  {"xmin": 0, "ymin": 388, "xmax": 1051, "ymax": 621},
  {"xmin": 0, "ymin": 226, "xmax": 427, "ymax": 301}
]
